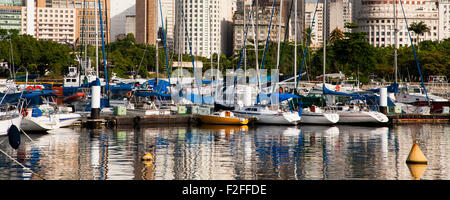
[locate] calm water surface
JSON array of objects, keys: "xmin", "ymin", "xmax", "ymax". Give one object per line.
[{"xmin": 0, "ymin": 124, "xmax": 449, "ymax": 180}]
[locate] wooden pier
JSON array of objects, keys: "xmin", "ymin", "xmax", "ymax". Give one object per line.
[
  {"xmin": 82, "ymin": 114, "xmax": 196, "ymax": 128},
  {"xmin": 388, "ymin": 114, "xmax": 450, "ymax": 125}
]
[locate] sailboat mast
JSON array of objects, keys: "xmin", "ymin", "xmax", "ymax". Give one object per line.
[
  {"xmin": 323, "ymin": 0, "xmax": 327, "ymax": 86},
  {"xmin": 255, "ymin": 0, "xmax": 260, "ymax": 91},
  {"xmin": 95, "ymin": 0, "xmax": 99, "ymax": 77},
  {"xmin": 394, "ymin": 0, "xmax": 398, "ymax": 83},
  {"xmin": 276, "ymin": 0, "xmax": 283, "ymax": 71},
  {"xmin": 243, "ymin": 0, "xmax": 246, "ymax": 75},
  {"xmin": 294, "ymin": 0, "xmax": 297, "ymax": 86}
]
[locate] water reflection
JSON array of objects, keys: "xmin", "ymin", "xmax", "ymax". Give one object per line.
[{"xmin": 0, "ymin": 124, "xmax": 449, "ymax": 180}]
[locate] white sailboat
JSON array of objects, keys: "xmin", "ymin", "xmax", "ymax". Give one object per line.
[
  {"xmin": 234, "ymin": 105, "xmax": 300, "ymax": 125},
  {"xmin": 300, "ymin": 106, "xmax": 339, "ymax": 125}
]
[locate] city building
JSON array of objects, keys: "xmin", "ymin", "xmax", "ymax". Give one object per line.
[
  {"xmin": 125, "ymin": 14, "xmax": 135, "ymax": 37},
  {"xmin": 22, "ymin": 6, "xmax": 77, "ymax": 44},
  {"xmin": 0, "ymin": 0, "xmax": 24, "ymax": 33},
  {"xmin": 439, "ymin": 0, "xmax": 450, "ymax": 40},
  {"xmin": 305, "ymin": 1, "xmax": 323, "ymax": 48},
  {"xmin": 233, "ymin": 0, "xmax": 286, "ymax": 51},
  {"xmin": 135, "ymin": 0, "xmax": 157, "ymax": 45},
  {"xmin": 174, "ymin": 0, "xmax": 222, "ymax": 58},
  {"xmin": 110, "ymin": 0, "xmax": 135, "ymax": 42},
  {"xmin": 354, "ymin": 0, "xmax": 439, "ymax": 47}
]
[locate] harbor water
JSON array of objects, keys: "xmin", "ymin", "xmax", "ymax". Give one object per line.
[{"xmin": 0, "ymin": 124, "xmax": 449, "ymax": 180}]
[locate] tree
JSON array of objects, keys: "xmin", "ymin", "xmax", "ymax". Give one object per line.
[
  {"xmin": 329, "ymin": 28, "xmax": 345, "ymax": 45},
  {"xmin": 408, "ymin": 21, "xmax": 430, "ymax": 50}
]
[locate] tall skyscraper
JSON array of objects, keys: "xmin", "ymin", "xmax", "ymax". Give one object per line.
[
  {"xmin": 175, "ymin": 0, "xmax": 222, "ymax": 58},
  {"xmin": 439, "ymin": 0, "xmax": 450, "ymax": 41},
  {"xmin": 135, "ymin": 0, "xmax": 157, "ymax": 45},
  {"xmin": 110, "ymin": 0, "xmax": 135, "ymax": 42}
]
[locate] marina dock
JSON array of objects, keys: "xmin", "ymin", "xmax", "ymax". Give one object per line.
[{"xmin": 79, "ymin": 112, "xmax": 449, "ymax": 129}]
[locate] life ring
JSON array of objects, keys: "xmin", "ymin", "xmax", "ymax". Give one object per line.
[
  {"xmin": 335, "ymin": 85, "xmax": 341, "ymax": 92},
  {"xmin": 34, "ymin": 86, "xmax": 42, "ymax": 91},
  {"xmin": 21, "ymin": 108, "xmax": 28, "ymax": 117},
  {"xmin": 126, "ymin": 91, "xmax": 133, "ymax": 98},
  {"xmin": 26, "ymin": 86, "xmax": 34, "ymax": 91}
]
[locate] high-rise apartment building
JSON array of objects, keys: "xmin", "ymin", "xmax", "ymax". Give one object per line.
[
  {"xmin": 439, "ymin": 0, "xmax": 450, "ymax": 40},
  {"xmin": 354, "ymin": 0, "xmax": 439, "ymax": 47},
  {"xmin": 0, "ymin": 0, "xmax": 24, "ymax": 33},
  {"xmin": 233, "ymin": 0, "xmax": 286, "ymax": 51},
  {"xmin": 175, "ymin": 0, "xmax": 222, "ymax": 58},
  {"xmin": 135, "ymin": 0, "xmax": 157, "ymax": 45},
  {"xmin": 28, "ymin": 0, "xmax": 111, "ymax": 45},
  {"xmin": 22, "ymin": 6, "xmax": 77, "ymax": 44},
  {"xmin": 305, "ymin": 1, "xmax": 323, "ymax": 49}
]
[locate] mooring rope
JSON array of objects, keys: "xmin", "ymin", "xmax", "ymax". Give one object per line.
[
  {"xmin": 0, "ymin": 148, "xmax": 46, "ymax": 180},
  {"xmin": 18, "ymin": 127, "xmax": 78, "ymax": 180}
]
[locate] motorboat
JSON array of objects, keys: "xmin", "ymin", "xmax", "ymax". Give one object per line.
[{"xmin": 0, "ymin": 112, "xmax": 22, "ymax": 136}]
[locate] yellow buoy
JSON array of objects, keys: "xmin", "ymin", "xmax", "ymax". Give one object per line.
[
  {"xmin": 407, "ymin": 163, "xmax": 427, "ymax": 180},
  {"xmin": 406, "ymin": 143, "xmax": 428, "ymax": 164},
  {"xmin": 141, "ymin": 152, "xmax": 153, "ymax": 161}
]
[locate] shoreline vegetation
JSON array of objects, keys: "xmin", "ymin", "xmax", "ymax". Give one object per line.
[{"xmin": 0, "ymin": 28, "xmax": 448, "ymax": 84}]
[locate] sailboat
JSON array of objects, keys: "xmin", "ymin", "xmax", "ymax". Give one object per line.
[
  {"xmin": 292, "ymin": 0, "xmax": 339, "ymax": 125},
  {"xmin": 233, "ymin": 0, "xmax": 301, "ymax": 126},
  {"xmin": 314, "ymin": 0, "xmax": 388, "ymax": 125}
]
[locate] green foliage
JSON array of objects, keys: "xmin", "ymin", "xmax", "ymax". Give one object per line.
[{"xmin": 0, "ymin": 29, "xmax": 76, "ymax": 78}]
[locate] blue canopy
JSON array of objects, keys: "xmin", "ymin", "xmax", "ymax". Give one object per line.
[
  {"xmin": 22, "ymin": 91, "xmax": 57, "ymax": 99},
  {"xmin": 323, "ymin": 85, "xmax": 359, "ymax": 97},
  {"xmin": 366, "ymin": 82, "xmax": 399, "ymax": 94},
  {"xmin": 257, "ymin": 92, "xmax": 300, "ymax": 104},
  {"xmin": 142, "ymin": 79, "xmax": 171, "ymax": 93}
]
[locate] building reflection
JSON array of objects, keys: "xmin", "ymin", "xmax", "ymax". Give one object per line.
[{"xmin": 0, "ymin": 124, "xmax": 449, "ymax": 180}]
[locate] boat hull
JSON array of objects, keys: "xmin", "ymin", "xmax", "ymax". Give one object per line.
[
  {"xmin": 198, "ymin": 115, "xmax": 249, "ymax": 125},
  {"xmin": 234, "ymin": 111, "xmax": 300, "ymax": 125},
  {"xmin": 337, "ymin": 111, "xmax": 389, "ymax": 124},
  {"xmin": 0, "ymin": 114, "xmax": 22, "ymax": 136},
  {"xmin": 21, "ymin": 116, "xmax": 60, "ymax": 132},
  {"xmin": 300, "ymin": 112, "xmax": 339, "ymax": 125},
  {"xmin": 58, "ymin": 113, "xmax": 82, "ymax": 127}
]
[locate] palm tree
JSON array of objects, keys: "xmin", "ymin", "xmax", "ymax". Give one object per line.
[
  {"xmin": 408, "ymin": 21, "xmax": 430, "ymax": 50},
  {"xmin": 329, "ymin": 28, "xmax": 345, "ymax": 45}
]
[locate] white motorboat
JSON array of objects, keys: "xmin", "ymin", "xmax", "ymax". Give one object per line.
[
  {"xmin": 300, "ymin": 105, "xmax": 339, "ymax": 125},
  {"xmin": 20, "ymin": 105, "xmax": 81, "ymax": 132},
  {"xmin": 234, "ymin": 105, "xmax": 301, "ymax": 125}
]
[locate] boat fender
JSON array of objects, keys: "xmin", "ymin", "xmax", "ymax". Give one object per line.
[
  {"xmin": 335, "ymin": 85, "xmax": 341, "ymax": 92},
  {"xmin": 21, "ymin": 108, "xmax": 29, "ymax": 117},
  {"xmin": 134, "ymin": 116, "xmax": 141, "ymax": 126},
  {"xmin": 126, "ymin": 91, "xmax": 133, "ymax": 98},
  {"xmin": 7, "ymin": 125, "xmax": 21, "ymax": 150}
]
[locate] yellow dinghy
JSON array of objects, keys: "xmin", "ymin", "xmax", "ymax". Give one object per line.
[{"xmin": 198, "ymin": 111, "xmax": 249, "ymax": 125}]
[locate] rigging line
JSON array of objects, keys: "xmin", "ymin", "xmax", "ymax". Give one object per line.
[
  {"xmin": 0, "ymin": 148, "xmax": 45, "ymax": 180},
  {"xmin": 231, "ymin": 0, "xmax": 256, "ymax": 99},
  {"xmin": 296, "ymin": 0, "xmax": 319, "ymax": 88},
  {"xmin": 17, "ymin": 127, "xmax": 78, "ymax": 179},
  {"xmin": 180, "ymin": 2, "xmax": 202, "ymax": 103},
  {"xmin": 259, "ymin": 0, "xmax": 277, "ymax": 72},
  {"xmin": 98, "ymin": 0, "xmax": 109, "ymax": 92},
  {"xmin": 158, "ymin": 0, "xmax": 171, "ymax": 86},
  {"xmin": 398, "ymin": 0, "xmax": 430, "ymax": 104}
]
